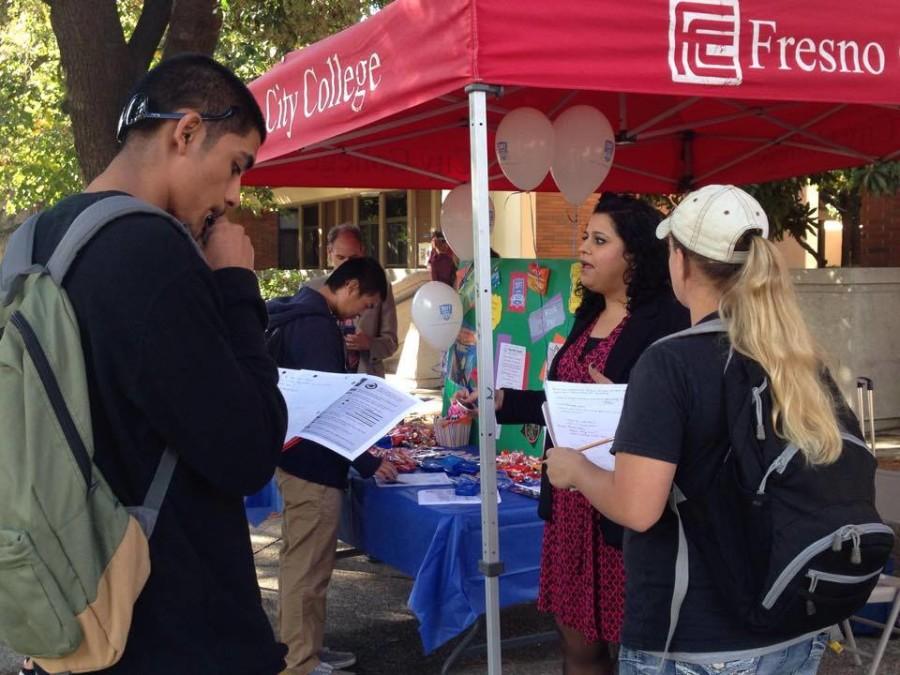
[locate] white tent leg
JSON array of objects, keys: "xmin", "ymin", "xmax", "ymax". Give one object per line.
[{"xmin": 467, "ymin": 83, "xmax": 503, "ymax": 675}]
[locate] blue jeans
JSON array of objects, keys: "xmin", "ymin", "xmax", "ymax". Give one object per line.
[{"xmin": 618, "ymin": 633, "xmax": 828, "ymax": 675}]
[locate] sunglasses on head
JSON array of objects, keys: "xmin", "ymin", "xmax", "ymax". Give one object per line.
[{"xmin": 116, "ymin": 93, "xmax": 237, "ymax": 144}]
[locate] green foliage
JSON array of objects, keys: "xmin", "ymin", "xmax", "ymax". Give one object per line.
[
  {"xmin": 0, "ymin": 1, "xmax": 81, "ymax": 216},
  {"xmin": 742, "ymin": 178, "xmax": 818, "ymax": 243},
  {"xmin": 0, "ymin": 0, "xmax": 391, "ymax": 216},
  {"xmin": 256, "ymin": 268, "xmax": 323, "ymax": 300}
]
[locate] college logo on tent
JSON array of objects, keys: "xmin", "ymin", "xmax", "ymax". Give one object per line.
[
  {"xmin": 668, "ymin": 0, "xmax": 742, "ymax": 86},
  {"xmin": 668, "ymin": 0, "xmax": 888, "ymax": 87},
  {"xmin": 439, "ymin": 303, "xmax": 454, "ymax": 321}
]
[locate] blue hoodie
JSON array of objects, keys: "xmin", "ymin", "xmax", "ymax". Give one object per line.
[{"xmin": 266, "ymin": 286, "xmax": 382, "ymax": 487}]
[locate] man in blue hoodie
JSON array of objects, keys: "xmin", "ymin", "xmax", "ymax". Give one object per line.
[{"xmin": 267, "ymin": 256, "xmax": 397, "ymax": 675}]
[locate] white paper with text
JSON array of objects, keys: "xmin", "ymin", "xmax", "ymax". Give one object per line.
[
  {"xmin": 542, "ymin": 381, "xmax": 626, "ymax": 470},
  {"xmin": 277, "ymin": 369, "xmax": 420, "ymax": 461}
]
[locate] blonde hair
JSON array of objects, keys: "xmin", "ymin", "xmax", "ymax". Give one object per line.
[{"xmin": 678, "ymin": 235, "xmax": 842, "ymax": 464}]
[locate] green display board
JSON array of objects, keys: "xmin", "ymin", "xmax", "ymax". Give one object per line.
[{"xmin": 442, "ymin": 258, "xmax": 580, "ymax": 457}]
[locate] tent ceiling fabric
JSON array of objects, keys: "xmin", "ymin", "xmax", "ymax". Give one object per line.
[{"xmin": 246, "ymin": 0, "xmax": 900, "ymax": 192}]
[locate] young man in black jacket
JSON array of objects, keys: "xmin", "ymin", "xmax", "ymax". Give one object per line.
[
  {"xmin": 267, "ymin": 257, "xmax": 397, "ymax": 675},
  {"xmin": 23, "ymin": 55, "xmax": 288, "ymax": 674}
]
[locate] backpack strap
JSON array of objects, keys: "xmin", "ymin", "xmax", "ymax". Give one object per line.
[
  {"xmin": 653, "ymin": 317, "xmax": 727, "ymax": 345},
  {"xmin": 652, "ymin": 318, "xmax": 727, "ymax": 668},
  {"xmin": 659, "ymin": 484, "xmax": 690, "ymax": 669},
  {"xmin": 128, "ymin": 448, "xmax": 178, "ymax": 538},
  {"xmin": 1, "ymin": 195, "xmax": 203, "ymax": 305},
  {"xmin": 45, "ymin": 195, "xmax": 203, "ymax": 284},
  {"xmin": 0, "ymin": 213, "xmax": 43, "ymax": 306}
]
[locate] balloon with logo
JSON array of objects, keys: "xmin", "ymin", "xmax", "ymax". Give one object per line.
[
  {"xmin": 494, "ymin": 107, "xmax": 555, "ymax": 191},
  {"xmin": 440, "ymin": 184, "xmax": 495, "ymax": 260},
  {"xmin": 551, "ymin": 105, "xmax": 616, "ymax": 205},
  {"xmin": 411, "ymin": 281, "xmax": 464, "ymax": 350}
]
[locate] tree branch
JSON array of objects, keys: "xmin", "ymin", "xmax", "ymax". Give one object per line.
[
  {"xmin": 795, "ymin": 235, "xmax": 826, "ymax": 267},
  {"xmin": 129, "ymin": 0, "xmax": 174, "ymax": 73}
]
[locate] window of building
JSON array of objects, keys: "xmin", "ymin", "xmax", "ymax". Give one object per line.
[
  {"xmin": 358, "ymin": 196, "xmax": 380, "ymax": 258},
  {"xmin": 288, "ymin": 191, "xmax": 416, "ymax": 268},
  {"xmin": 301, "ymin": 204, "xmax": 320, "ymax": 268},
  {"xmin": 277, "ymin": 209, "xmax": 299, "ymax": 269},
  {"xmin": 385, "ymin": 191, "xmax": 408, "ymax": 268}
]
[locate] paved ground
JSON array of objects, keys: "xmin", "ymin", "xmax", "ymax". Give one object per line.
[
  {"xmin": 252, "ymin": 516, "xmax": 900, "ymax": 675},
  {"xmin": 3, "ymin": 428, "xmax": 898, "ymax": 674},
  {"xmin": 1, "ymin": 513, "xmax": 897, "ymax": 675}
]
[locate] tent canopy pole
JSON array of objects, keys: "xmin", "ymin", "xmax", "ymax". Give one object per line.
[{"xmin": 467, "ymin": 81, "xmax": 503, "ymax": 675}]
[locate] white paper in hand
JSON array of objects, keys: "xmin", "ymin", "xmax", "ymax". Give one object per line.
[
  {"xmin": 543, "ymin": 380, "xmax": 626, "ymax": 470},
  {"xmin": 277, "ymin": 369, "xmax": 420, "ymax": 461}
]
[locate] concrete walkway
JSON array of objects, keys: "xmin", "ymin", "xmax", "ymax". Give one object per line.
[{"xmin": 1, "ymin": 514, "xmax": 897, "ymax": 674}]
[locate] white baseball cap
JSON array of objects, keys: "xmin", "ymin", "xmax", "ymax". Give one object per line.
[{"xmin": 656, "ymin": 185, "xmax": 769, "ymax": 263}]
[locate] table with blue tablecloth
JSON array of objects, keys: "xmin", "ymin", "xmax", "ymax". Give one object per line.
[
  {"xmin": 245, "ymin": 468, "xmax": 545, "ymax": 654},
  {"xmin": 338, "ymin": 474, "xmax": 544, "ymax": 653}
]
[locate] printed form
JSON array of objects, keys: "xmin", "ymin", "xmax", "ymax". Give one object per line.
[
  {"xmin": 277, "ymin": 369, "xmax": 420, "ymax": 461},
  {"xmin": 542, "ymin": 381, "xmax": 627, "ymax": 471}
]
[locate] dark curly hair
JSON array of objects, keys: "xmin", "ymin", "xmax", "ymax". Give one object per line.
[{"xmin": 575, "ymin": 193, "xmax": 671, "ymax": 322}]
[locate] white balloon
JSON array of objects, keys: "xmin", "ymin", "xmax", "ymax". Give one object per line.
[
  {"xmin": 411, "ymin": 281, "xmax": 463, "ymax": 350},
  {"xmin": 495, "ymin": 107, "xmax": 554, "ymax": 191},
  {"xmin": 551, "ymin": 105, "xmax": 616, "ymax": 205},
  {"xmin": 440, "ymin": 184, "xmax": 495, "ymax": 260}
]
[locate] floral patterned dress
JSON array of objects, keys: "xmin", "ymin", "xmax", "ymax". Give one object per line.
[{"xmin": 536, "ymin": 316, "xmax": 627, "ymax": 643}]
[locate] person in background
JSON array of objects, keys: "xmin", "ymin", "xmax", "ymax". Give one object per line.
[
  {"xmin": 545, "ymin": 185, "xmax": 834, "ymax": 674},
  {"xmin": 428, "ymin": 229, "xmax": 457, "ymax": 286},
  {"xmin": 267, "ymin": 257, "xmax": 399, "ymax": 675},
  {"xmin": 457, "ymin": 194, "xmax": 689, "ymax": 674},
  {"xmin": 306, "ymin": 224, "xmax": 398, "ymax": 377}
]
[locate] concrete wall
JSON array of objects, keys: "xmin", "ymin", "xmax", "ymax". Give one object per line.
[{"xmin": 793, "ymin": 268, "xmax": 900, "ymax": 429}]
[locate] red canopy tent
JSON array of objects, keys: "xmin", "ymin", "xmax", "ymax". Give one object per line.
[
  {"xmin": 246, "ymin": 2, "xmax": 900, "ymax": 669},
  {"xmin": 246, "ymin": 0, "xmax": 900, "ymax": 193}
]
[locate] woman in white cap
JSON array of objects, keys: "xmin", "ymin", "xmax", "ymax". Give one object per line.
[{"xmin": 545, "ymin": 185, "xmax": 844, "ymax": 674}]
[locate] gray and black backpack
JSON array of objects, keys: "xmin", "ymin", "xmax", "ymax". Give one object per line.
[{"xmin": 660, "ymin": 320, "xmax": 894, "ymax": 654}]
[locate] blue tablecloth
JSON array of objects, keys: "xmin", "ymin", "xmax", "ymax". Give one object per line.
[
  {"xmin": 338, "ymin": 476, "xmax": 544, "ymax": 653},
  {"xmin": 245, "ymin": 478, "xmax": 284, "ymax": 526},
  {"xmin": 244, "ymin": 469, "xmax": 545, "ymax": 653}
]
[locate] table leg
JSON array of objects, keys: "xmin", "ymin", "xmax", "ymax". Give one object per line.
[{"xmin": 441, "ymin": 617, "xmax": 484, "ymax": 675}]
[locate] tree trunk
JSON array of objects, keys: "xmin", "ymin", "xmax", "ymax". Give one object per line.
[
  {"xmin": 48, "ymin": 0, "xmax": 134, "ymax": 182},
  {"xmin": 163, "ymin": 0, "xmax": 221, "ymax": 59},
  {"xmin": 48, "ymin": 0, "xmax": 209, "ymax": 184},
  {"xmin": 838, "ymin": 192, "xmax": 863, "ymax": 267}
]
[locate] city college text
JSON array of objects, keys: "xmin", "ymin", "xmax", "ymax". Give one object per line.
[{"xmin": 265, "ymin": 52, "xmax": 382, "ymax": 139}]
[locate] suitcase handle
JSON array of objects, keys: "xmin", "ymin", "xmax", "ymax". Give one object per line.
[{"xmin": 855, "ymin": 377, "xmax": 876, "ymax": 453}]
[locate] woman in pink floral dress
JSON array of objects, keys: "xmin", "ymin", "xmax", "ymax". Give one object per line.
[{"xmin": 461, "ymin": 194, "xmax": 688, "ymax": 674}]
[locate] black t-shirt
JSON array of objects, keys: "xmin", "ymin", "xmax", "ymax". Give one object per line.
[
  {"xmin": 613, "ymin": 314, "xmax": 797, "ymax": 653},
  {"xmin": 32, "ymin": 192, "xmax": 288, "ymax": 674}
]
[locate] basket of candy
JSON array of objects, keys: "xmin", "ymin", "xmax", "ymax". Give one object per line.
[
  {"xmin": 433, "ymin": 398, "xmax": 474, "ymax": 448},
  {"xmin": 433, "ymin": 415, "xmax": 472, "ymax": 448}
]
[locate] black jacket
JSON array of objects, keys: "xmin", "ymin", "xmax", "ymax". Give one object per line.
[
  {"xmin": 266, "ymin": 287, "xmax": 382, "ymax": 488},
  {"xmin": 496, "ymin": 290, "xmax": 690, "ymax": 544}
]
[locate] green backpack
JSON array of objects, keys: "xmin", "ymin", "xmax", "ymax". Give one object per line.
[{"xmin": 0, "ymin": 195, "xmax": 195, "ymax": 672}]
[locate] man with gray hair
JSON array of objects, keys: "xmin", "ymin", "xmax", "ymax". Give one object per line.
[{"xmin": 307, "ymin": 223, "xmax": 398, "ymax": 377}]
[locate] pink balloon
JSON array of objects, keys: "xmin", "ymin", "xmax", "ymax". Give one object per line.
[
  {"xmin": 551, "ymin": 106, "xmax": 616, "ymax": 205},
  {"xmin": 495, "ymin": 107, "xmax": 555, "ymax": 192},
  {"xmin": 440, "ymin": 184, "xmax": 495, "ymax": 260}
]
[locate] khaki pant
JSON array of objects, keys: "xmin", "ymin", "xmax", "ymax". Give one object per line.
[{"xmin": 276, "ymin": 470, "xmax": 343, "ymax": 675}]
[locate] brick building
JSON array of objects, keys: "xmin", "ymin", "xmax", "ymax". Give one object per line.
[{"xmin": 860, "ymin": 191, "xmax": 900, "ymax": 267}]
